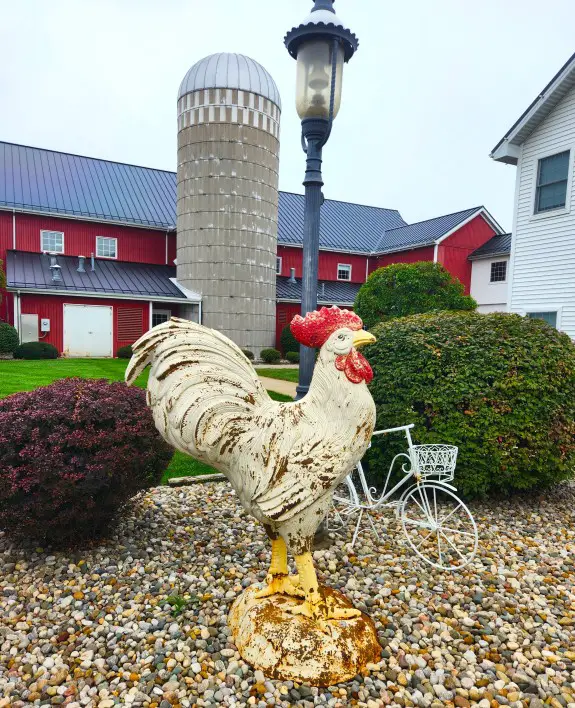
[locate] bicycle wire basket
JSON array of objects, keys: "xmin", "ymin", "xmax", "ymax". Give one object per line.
[{"xmin": 411, "ymin": 444, "xmax": 458, "ymax": 482}]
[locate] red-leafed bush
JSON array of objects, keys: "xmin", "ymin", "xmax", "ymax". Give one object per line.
[{"xmin": 0, "ymin": 378, "xmax": 172, "ymax": 544}]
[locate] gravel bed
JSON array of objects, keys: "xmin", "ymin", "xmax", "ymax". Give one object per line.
[{"xmin": 1, "ymin": 482, "xmax": 575, "ymax": 707}]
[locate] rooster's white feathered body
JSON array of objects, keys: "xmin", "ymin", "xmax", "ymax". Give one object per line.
[{"xmin": 126, "ymin": 309, "xmax": 376, "ymax": 623}]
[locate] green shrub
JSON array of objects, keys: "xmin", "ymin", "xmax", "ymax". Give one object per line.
[
  {"xmin": 260, "ymin": 348, "xmax": 281, "ymax": 364},
  {"xmin": 0, "ymin": 322, "xmax": 19, "ymax": 354},
  {"xmin": 280, "ymin": 324, "xmax": 299, "ymax": 355},
  {"xmin": 365, "ymin": 312, "xmax": 575, "ymax": 498},
  {"xmin": 242, "ymin": 349, "xmax": 255, "ymax": 361},
  {"xmin": 116, "ymin": 345, "xmax": 133, "ymax": 359},
  {"xmin": 355, "ymin": 261, "xmax": 476, "ymax": 329},
  {"xmin": 13, "ymin": 341, "xmax": 59, "ymax": 360},
  {"xmin": 286, "ymin": 351, "xmax": 300, "ymax": 363}
]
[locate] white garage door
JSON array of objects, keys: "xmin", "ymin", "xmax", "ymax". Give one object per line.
[{"xmin": 63, "ymin": 304, "xmax": 113, "ymax": 357}]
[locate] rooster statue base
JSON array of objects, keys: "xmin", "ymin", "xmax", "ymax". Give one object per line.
[{"xmin": 126, "ymin": 307, "xmax": 381, "ymax": 685}]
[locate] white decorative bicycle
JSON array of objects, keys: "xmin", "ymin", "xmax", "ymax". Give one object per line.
[{"xmin": 328, "ymin": 424, "xmax": 478, "ymax": 570}]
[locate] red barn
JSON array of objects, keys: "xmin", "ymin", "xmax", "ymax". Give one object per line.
[{"xmin": 0, "ymin": 141, "xmax": 504, "ymax": 355}]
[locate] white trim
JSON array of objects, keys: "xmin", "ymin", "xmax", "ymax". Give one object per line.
[
  {"xmin": 0, "ymin": 206, "xmax": 174, "ymax": 232},
  {"xmin": 149, "ymin": 301, "xmax": 153, "ymax": 330},
  {"xmin": 40, "ymin": 229, "xmax": 65, "ymax": 254},
  {"xmin": 13, "ymin": 292, "xmax": 19, "ymax": 336},
  {"xmin": 490, "ymin": 56, "xmax": 575, "ymax": 163},
  {"xmin": 7, "ymin": 287, "xmax": 195, "ymax": 304},
  {"xmin": 434, "ymin": 209, "xmax": 505, "ymax": 248},
  {"xmin": 528, "ymin": 146, "xmax": 573, "ymax": 221},
  {"xmin": 95, "ymin": 235, "xmax": 118, "ymax": 259},
  {"xmin": 337, "ymin": 263, "xmax": 352, "ymax": 281},
  {"xmin": 433, "ymin": 244, "xmax": 438, "ymax": 262},
  {"xmin": 168, "ymin": 277, "xmax": 202, "ymax": 300},
  {"xmin": 276, "ymin": 256, "xmax": 282, "ymax": 275},
  {"xmin": 507, "ymin": 147, "xmax": 522, "ymax": 311}
]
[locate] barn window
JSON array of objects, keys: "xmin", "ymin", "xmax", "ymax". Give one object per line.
[
  {"xmin": 535, "ymin": 151, "xmax": 570, "ymax": 213},
  {"xmin": 41, "ymin": 230, "xmax": 64, "ymax": 253},
  {"xmin": 337, "ymin": 264, "xmax": 351, "ymax": 281},
  {"xmin": 96, "ymin": 236, "xmax": 117, "ymax": 259},
  {"xmin": 276, "ymin": 257, "xmax": 282, "ymax": 275},
  {"xmin": 490, "ymin": 261, "xmax": 507, "ymax": 282},
  {"xmin": 152, "ymin": 309, "xmax": 171, "ymax": 327},
  {"xmin": 117, "ymin": 308, "xmax": 144, "ymax": 341}
]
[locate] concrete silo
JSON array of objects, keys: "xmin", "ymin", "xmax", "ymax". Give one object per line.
[{"xmin": 176, "ymin": 53, "xmax": 281, "ymax": 356}]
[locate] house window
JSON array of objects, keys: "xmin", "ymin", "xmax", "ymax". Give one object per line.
[
  {"xmin": 490, "ymin": 260, "xmax": 507, "ymax": 282},
  {"xmin": 276, "ymin": 256, "xmax": 282, "ymax": 275},
  {"xmin": 535, "ymin": 150, "xmax": 570, "ymax": 213},
  {"xmin": 96, "ymin": 236, "xmax": 117, "ymax": 259},
  {"xmin": 337, "ymin": 264, "xmax": 351, "ymax": 281},
  {"xmin": 41, "ymin": 230, "xmax": 64, "ymax": 253},
  {"xmin": 527, "ymin": 311, "xmax": 557, "ymax": 328},
  {"xmin": 152, "ymin": 309, "xmax": 171, "ymax": 328}
]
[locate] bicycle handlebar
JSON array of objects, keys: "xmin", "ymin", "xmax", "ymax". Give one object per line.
[{"xmin": 372, "ymin": 424, "xmax": 415, "ymax": 436}]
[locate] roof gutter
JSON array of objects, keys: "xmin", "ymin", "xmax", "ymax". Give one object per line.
[
  {"xmin": 468, "ymin": 250, "xmax": 511, "ymax": 261},
  {"xmin": 5, "ymin": 287, "xmax": 198, "ymax": 304},
  {"xmin": 277, "ymin": 297, "xmax": 354, "ymax": 306},
  {"xmin": 0, "ymin": 206, "xmax": 176, "ymax": 233}
]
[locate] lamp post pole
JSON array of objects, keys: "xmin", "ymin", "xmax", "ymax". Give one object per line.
[{"xmin": 284, "ymin": 0, "xmax": 359, "ymax": 399}]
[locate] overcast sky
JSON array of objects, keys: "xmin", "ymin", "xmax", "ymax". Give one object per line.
[{"xmin": 1, "ymin": 0, "xmax": 574, "ymax": 231}]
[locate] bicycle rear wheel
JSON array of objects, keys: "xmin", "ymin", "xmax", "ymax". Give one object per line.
[{"xmin": 400, "ymin": 482, "xmax": 478, "ymax": 570}]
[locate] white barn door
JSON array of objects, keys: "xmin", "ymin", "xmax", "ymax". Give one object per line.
[{"xmin": 63, "ymin": 304, "xmax": 113, "ymax": 357}]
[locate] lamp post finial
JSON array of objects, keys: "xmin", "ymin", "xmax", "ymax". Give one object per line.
[{"xmin": 312, "ymin": 0, "xmax": 335, "ymax": 12}]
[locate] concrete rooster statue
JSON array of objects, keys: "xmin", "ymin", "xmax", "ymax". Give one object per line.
[{"xmin": 126, "ymin": 306, "xmax": 381, "ymax": 683}]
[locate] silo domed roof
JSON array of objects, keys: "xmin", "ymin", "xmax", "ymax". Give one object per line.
[{"xmin": 178, "ymin": 53, "xmax": 281, "ymax": 109}]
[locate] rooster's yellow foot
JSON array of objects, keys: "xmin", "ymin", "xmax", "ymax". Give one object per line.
[
  {"xmin": 254, "ymin": 573, "xmax": 304, "ymax": 599},
  {"xmin": 287, "ymin": 598, "xmax": 361, "ymax": 632}
]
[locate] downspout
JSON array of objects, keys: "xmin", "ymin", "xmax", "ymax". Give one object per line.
[
  {"xmin": 365, "ymin": 256, "xmax": 369, "ymax": 281},
  {"xmin": 198, "ymin": 300, "xmax": 202, "ymax": 325},
  {"xmin": 433, "ymin": 243, "xmax": 438, "ymax": 262},
  {"xmin": 165, "ymin": 231, "xmax": 168, "ymax": 265},
  {"xmin": 12, "ymin": 209, "xmax": 16, "ymax": 249},
  {"xmin": 149, "ymin": 301, "xmax": 153, "ymax": 330}
]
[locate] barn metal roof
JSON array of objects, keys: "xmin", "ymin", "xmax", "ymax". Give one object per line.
[
  {"xmin": 0, "ymin": 142, "xmax": 177, "ymax": 229},
  {"xmin": 178, "ymin": 53, "xmax": 281, "ymax": 108},
  {"xmin": 276, "ymin": 275, "xmax": 360, "ymax": 305},
  {"xmin": 5, "ymin": 250, "xmax": 192, "ymax": 301},
  {"xmin": 278, "ymin": 192, "xmax": 406, "ymax": 253},
  {"xmin": 0, "ymin": 141, "xmax": 407, "ymax": 253},
  {"xmin": 0, "ymin": 142, "xmax": 498, "ymax": 255},
  {"xmin": 468, "ymin": 233, "xmax": 512, "ymax": 260},
  {"xmin": 372, "ymin": 206, "xmax": 485, "ymax": 255}
]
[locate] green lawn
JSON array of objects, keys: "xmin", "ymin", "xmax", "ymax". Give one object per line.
[
  {"xmin": 0, "ymin": 358, "xmax": 290, "ymax": 483},
  {"xmin": 255, "ymin": 367, "xmax": 299, "ymax": 383}
]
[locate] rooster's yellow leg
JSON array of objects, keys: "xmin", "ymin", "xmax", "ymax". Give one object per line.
[
  {"xmin": 254, "ymin": 537, "xmax": 303, "ymax": 599},
  {"xmin": 288, "ymin": 552, "xmax": 361, "ymax": 623}
]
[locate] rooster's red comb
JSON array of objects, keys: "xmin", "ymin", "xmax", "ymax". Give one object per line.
[{"xmin": 290, "ymin": 306, "xmax": 364, "ymax": 348}]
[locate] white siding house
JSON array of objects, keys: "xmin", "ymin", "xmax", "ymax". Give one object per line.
[
  {"xmin": 469, "ymin": 233, "xmax": 511, "ymax": 313},
  {"xmin": 491, "ymin": 52, "xmax": 575, "ymax": 336}
]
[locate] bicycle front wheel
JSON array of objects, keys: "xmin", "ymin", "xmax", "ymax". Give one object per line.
[{"xmin": 400, "ymin": 482, "xmax": 478, "ymax": 571}]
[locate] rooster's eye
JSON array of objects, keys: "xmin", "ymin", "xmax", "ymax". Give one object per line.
[{"xmin": 338, "ymin": 334, "xmax": 344, "ymax": 340}]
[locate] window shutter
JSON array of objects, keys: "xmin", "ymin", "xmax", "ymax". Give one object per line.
[{"xmin": 117, "ymin": 308, "xmax": 144, "ymax": 342}]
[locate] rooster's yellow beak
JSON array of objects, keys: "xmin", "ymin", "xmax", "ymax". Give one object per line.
[{"xmin": 352, "ymin": 330, "xmax": 376, "ymax": 348}]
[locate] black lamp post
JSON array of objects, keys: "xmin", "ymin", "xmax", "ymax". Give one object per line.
[{"xmin": 284, "ymin": 0, "xmax": 359, "ymax": 399}]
